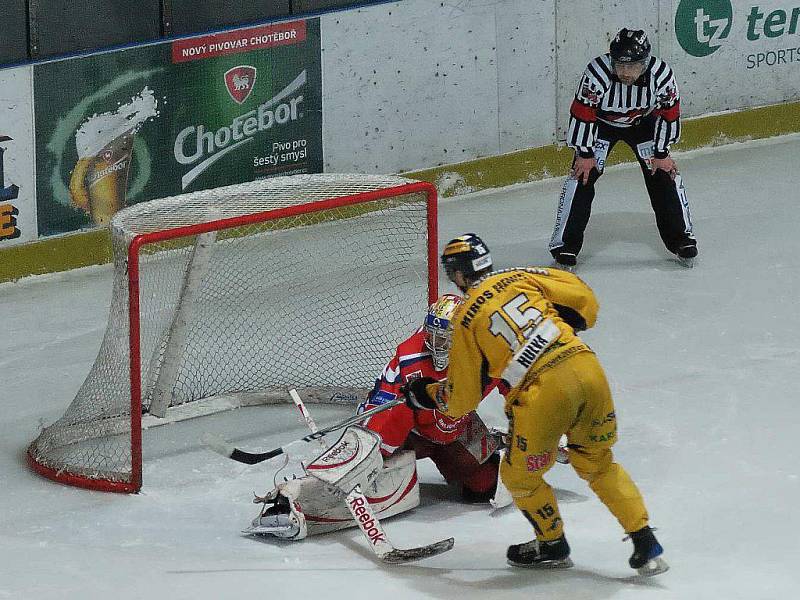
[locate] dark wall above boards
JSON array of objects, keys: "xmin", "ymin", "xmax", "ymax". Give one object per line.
[
  {"xmin": 164, "ymin": 1, "xmax": 291, "ymax": 36},
  {"xmin": 30, "ymin": 0, "xmax": 162, "ymax": 59},
  {"xmin": 1, "ymin": 0, "xmax": 395, "ymax": 66},
  {"xmin": 0, "ymin": 0, "xmax": 29, "ymax": 66},
  {"xmin": 293, "ymin": 1, "xmax": 377, "ymax": 13}
]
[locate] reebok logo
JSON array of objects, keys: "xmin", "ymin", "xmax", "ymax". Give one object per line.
[{"xmin": 349, "ymin": 496, "xmax": 386, "ymax": 545}]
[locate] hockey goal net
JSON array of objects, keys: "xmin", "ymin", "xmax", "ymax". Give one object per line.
[{"xmin": 28, "ymin": 174, "xmax": 438, "ymax": 493}]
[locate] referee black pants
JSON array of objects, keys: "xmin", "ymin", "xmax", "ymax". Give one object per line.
[{"xmin": 549, "ymin": 116, "xmax": 696, "ymax": 258}]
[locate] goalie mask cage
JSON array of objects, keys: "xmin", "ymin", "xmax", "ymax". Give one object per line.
[{"xmin": 28, "ymin": 174, "xmax": 438, "ymax": 493}]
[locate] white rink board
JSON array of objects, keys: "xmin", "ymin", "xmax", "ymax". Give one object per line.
[
  {"xmin": 322, "ymin": 0, "xmax": 800, "ymax": 170},
  {"xmin": 321, "ymin": 0, "xmax": 557, "ymax": 173}
]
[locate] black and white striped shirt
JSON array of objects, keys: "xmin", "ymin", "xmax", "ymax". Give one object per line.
[{"xmin": 567, "ymin": 54, "xmax": 681, "ymax": 159}]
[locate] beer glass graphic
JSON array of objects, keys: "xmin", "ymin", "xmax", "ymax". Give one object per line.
[{"xmin": 69, "ymin": 88, "xmax": 158, "ymax": 225}]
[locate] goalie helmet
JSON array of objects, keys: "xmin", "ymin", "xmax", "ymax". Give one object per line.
[
  {"xmin": 441, "ymin": 233, "xmax": 493, "ymax": 285},
  {"xmin": 609, "ymin": 28, "xmax": 651, "ymax": 64},
  {"xmin": 423, "ymin": 293, "xmax": 462, "ymax": 371}
]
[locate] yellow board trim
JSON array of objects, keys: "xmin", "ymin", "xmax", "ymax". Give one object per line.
[
  {"xmin": 405, "ymin": 100, "xmax": 800, "ymax": 197},
  {"xmin": 1, "ymin": 229, "xmax": 112, "ymax": 283}
]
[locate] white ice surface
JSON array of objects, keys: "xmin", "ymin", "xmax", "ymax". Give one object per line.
[{"xmin": 2, "ymin": 134, "xmax": 800, "ymax": 599}]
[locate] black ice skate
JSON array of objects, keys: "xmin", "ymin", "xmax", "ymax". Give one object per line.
[
  {"xmin": 627, "ymin": 526, "xmax": 669, "ymax": 576},
  {"xmin": 553, "ymin": 251, "xmax": 577, "ymax": 272},
  {"xmin": 507, "ymin": 536, "xmax": 573, "ymax": 569},
  {"xmin": 676, "ymin": 244, "xmax": 698, "ymax": 268}
]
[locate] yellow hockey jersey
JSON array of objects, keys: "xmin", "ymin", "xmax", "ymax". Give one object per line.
[{"xmin": 438, "ymin": 268, "xmax": 599, "ymax": 419}]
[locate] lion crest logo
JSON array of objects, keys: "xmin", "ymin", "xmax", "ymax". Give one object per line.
[{"xmin": 224, "ymin": 66, "xmax": 257, "ymax": 104}]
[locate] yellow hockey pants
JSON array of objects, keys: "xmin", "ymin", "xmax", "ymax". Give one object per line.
[{"xmin": 499, "ymin": 350, "xmax": 649, "ymax": 541}]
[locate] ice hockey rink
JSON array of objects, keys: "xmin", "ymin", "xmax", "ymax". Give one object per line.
[{"xmin": 2, "ymin": 133, "xmax": 799, "ymax": 599}]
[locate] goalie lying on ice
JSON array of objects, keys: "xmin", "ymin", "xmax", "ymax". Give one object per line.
[
  {"xmin": 245, "ymin": 295, "xmax": 504, "ymax": 540},
  {"xmin": 356, "ymin": 293, "xmax": 502, "ymax": 503}
]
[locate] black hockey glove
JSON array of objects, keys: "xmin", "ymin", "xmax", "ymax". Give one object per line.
[
  {"xmin": 553, "ymin": 303, "xmax": 587, "ymax": 332},
  {"xmin": 400, "ymin": 377, "xmax": 439, "ymax": 411}
]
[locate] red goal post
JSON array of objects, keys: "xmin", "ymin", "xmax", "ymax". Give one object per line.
[{"xmin": 28, "ymin": 174, "xmax": 438, "ymax": 493}]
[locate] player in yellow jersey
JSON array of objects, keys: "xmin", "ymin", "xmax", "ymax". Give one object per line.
[{"xmin": 402, "ymin": 233, "xmax": 668, "ymax": 576}]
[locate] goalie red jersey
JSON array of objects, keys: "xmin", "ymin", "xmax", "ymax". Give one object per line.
[
  {"xmin": 358, "ymin": 328, "xmax": 469, "ymax": 455},
  {"xmin": 358, "ymin": 294, "xmax": 500, "ymax": 503}
]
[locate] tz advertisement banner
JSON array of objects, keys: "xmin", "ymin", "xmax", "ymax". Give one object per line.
[
  {"xmin": 0, "ymin": 66, "xmax": 36, "ymax": 247},
  {"xmin": 670, "ymin": 0, "xmax": 800, "ymax": 115},
  {"xmin": 675, "ymin": 0, "xmax": 800, "ymax": 69},
  {"xmin": 35, "ymin": 19, "xmax": 322, "ymax": 236}
]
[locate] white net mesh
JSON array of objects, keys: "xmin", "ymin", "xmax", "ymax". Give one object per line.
[{"xmin": 29, "ymin": 174, "xmax": 434, "ymax": 491}]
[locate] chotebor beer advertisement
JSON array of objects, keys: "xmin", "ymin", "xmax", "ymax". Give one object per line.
[{"xmin": 35, "ymin": 19, "xmax": 322, "ymax": 236}]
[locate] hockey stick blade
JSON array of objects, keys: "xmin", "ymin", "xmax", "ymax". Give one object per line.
[
  {"xmin": 204, "ymin": 399, "xmax": 403, "ymax": 465},
  {"xmin": 230, "ymin": 446, "xmax": 283, "ymax": 465},
  {"xmin": 381, "ymin": 537, "xmax": 455, "ymax": 564},
  {"xmin": 202, "ymin": 431, "xmax": 284, "ymax": 464}
]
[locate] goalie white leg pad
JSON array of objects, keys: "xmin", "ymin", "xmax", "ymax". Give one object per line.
[
  {"xmin": 246, "ymin": 450, "xmax": 420, "ymax": 538},
  {"xmin": 246, "ymin": 390, "xmax": 452, "ymax": 562},
  {"xmin": 306, "ymin": 449, "xmax": 419, "ymax": 536},
  {"xmin": 362, "ymin": 450, "xmax": 420, "ymax": 520}
]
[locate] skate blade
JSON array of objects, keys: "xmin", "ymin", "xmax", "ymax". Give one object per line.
[
  {"xmin": 241, "ymin": 523, "xmax": 296, "ymax": 536},
  {"xmin": 636, "ymin": 556, "xmax": 669, "ymax": 577},
  {"xmin": 677, "ymin": 256, "xmax": 695, "ymax": 268},
  {"xmin": 507, "ymin": 556, "xmax": 574, "ymax": 569}
]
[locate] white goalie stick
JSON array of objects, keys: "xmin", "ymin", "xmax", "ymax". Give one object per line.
[
  {"xmin": 287, "ymin": 389, "xmax": 454, "ymax": 564},
  {"xmin": 203, "ymin": 397, "xmax": 403, "ymax": 465}
]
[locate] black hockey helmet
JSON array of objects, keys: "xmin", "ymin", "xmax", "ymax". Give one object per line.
[
  {"xmin": 441, "ymin": 233, "xmax": 493, "ymax": 283},
  {"xmin": 610, "ymin": 28, "xmax": 651, "ymax": 63}
]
